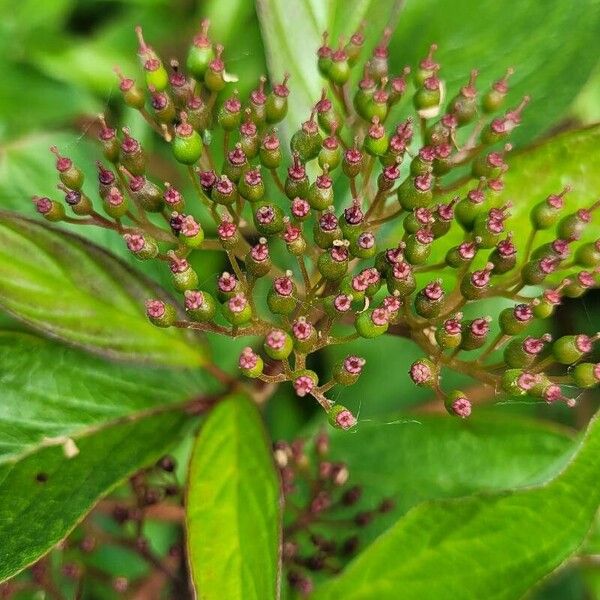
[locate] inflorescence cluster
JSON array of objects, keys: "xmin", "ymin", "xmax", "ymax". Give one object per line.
[{"xmin": 34, "ymin": 20, "xmax": 600, "ymax": 428}]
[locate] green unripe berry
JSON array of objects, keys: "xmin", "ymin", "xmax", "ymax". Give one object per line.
[
  {"xmin": 186, "ymin": 20, "xmax": 214, "ymax": 79},
  {"xmin": 184, "ymin": 290, "xmax": 217, "ymax": 322},
  {"xmin": 572, "ymin": 362, "xmax": 600, "ymax": 388},
  {"xmin": 414, "ymin": 281, "xmax": 444, "ymax": 318},
  {"xmin": 318, "ymin": 244, "xmax": 349, "ymax": 281},
  {"xmin": 444, "ymin": 390, "xmax": 472, "ymax": 418},
  {"xmin": 499, "ymin": 304, "xmax": 534, "ymax": 335},
  {"xmin": 204, "ymin": 45, "xmax": 226, "ymax": 92},
  {"xmin": 222, "ymin": 293, "xmax": 253, "ymax": 326},
  {"xmin": 170, "ymin": 258, "xmax": 199, "ymax": 292},
  {"xmin": 254, "ymin": 203, "xmax": 284, "ymax": 236},
  {"xmin": 327, "ymin": 404, "xmax": 357, "ymax": 430},
  {"xmin": 267, "ymin": 275, "xmax": 297, "ymax": 315},
  {"xmin": 333, "ymin": 355, "xmax": 366, "ymax": 386},
  {"xmin": 552, "ymin": 334, "xmax": 595, "ymax": 365},
  {"xmin": 172, "ymin": 114, "xmax": 203, "ymax": 165},
  {"xmin": 239, "ymin": 347, "xmax": 264, "ymax": 378},
  {"xmin": 263, "ymin": 329, "xmax": 293, "ymax": 361},
  {"xmin": 265, "ymin": 74, "xmax": 290, "ymax": 123},
  {"xmin": 355, "ymin": 308, "xmax": 389, "ymax": 339},
  {"xmin": 34, "ymin": 196, "xmax": 65, "ymax": 222},
  {"xmin": 145, "ymin": 300, "xmax": 176, "ymax": 328}
]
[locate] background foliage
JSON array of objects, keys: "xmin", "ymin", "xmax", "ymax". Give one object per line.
[{"xmin": 0, "ymin": 0, "xmax": 599, "ymax": 598}]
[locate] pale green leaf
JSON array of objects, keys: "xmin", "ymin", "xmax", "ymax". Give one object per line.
[
  {"xmin": 0, "ymin": 212, "xmax": 206, "ymax": 366},
  {"xmin": 186, "ymin": 393, "xmax": 282, "ymax": 600}
]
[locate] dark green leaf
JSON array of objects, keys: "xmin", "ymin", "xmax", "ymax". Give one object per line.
[
  {"xmin": 0, "ymin": 212, "xmax": 206, "ymax": 366},
  {"xmin": 327, "ymin": 412, "xmax": 575, "ymax": 546},
  {"xmin": 0, "ymin": 332, "xmax": 214, "ymax": 582},
  {"xmin": 390, "ymin": 0, "xmax": 600, "ymax": 145},
  {"xmin": 314, "ymin": 410, "xmax": 600, "ymax": 600},
  {"xmin": 186, "ymin": 393, "xmax": 282, "ymax": 600}
]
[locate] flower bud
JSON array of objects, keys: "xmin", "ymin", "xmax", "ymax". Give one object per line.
[
  {"xmin": 292, "ymin": 369, "xmax": 319, "ymax": 397},
  {"xmin": 254, "ymin": 203, "xmax": 284, "ymax": 236},
  {"xmin": 218, "ymin": 90, "xmax": 242, "ymax": 131},
  {"xmin": 149, "ymin": 85, "xmax": 176, "ymax": 124},
  {"xmin": 460, "ymin": 263, "xmax": 494, "ymax": 300},
  {"xmin": 489, "ymin": 234, "xmax": 517, "ymax": 273},
  {"xmin": 186, "ymin": 19, "xmax": 214, "ymax": 79},
  {"xmin": 482, "ymin": 67, "xmax": 514, "ymax": 114},
  {"xmin": 248, "ymin": 75, "xmax": 268, "ymax": 125},
  {"xmin": 405, "ymin": 227, "xmax": 434, "ymax": 264},
  {"xmin": 363, "ymin": 117, "xmax": 389, "ymax": 157},
  {"xmin": 291, "ymin": 317, "xmax": 317, "ymax": 352},
  {"xmin": 557, "ymin": 201, "xmax": 600, "ymax": 240},
  {"xmin": 114, "ymin": 66, "xmax": 145, "ymax": 109},
  {"xmin": 217, "ymin": 271, "xmax": 240, "ymax": 299},
  {"xmin": 60, "ymin": 186, "xmax": 93, "ymax": 216},
  {"xmin": 222, "ymin": 144, "xmax": 248, "ymax": 183},
  {"xmin": 314, "ymin": 209, "xmax": 342, "ymax": 249},
  {"xmin": 135, "ymin": 26, "xmax": 169, "ymax": 91},
  {"xmin": 562, "ymin": 270, "xmax": 596, "ymax": 298},
  {"xmin": 435, "ymin": 314, "xmax": 463, "ymax": 349},
  {"xmin": 169, "ymin": 254, "xmax": 199, "ymax": 292},
  {"xmin": 308, "ymin": 165, "xmax": 334, "ymax": 210},
  {"xmin": 97, "ymin": 115, "xmax": 119, "ymax": 163},
  {"xmin": 120, "ymin": 128, "xmax": 146, "ymax": 176},
  {"xmin": 397, "ymin": 173, "xmax": 433, "ymax": 211},
  {"xmin": 447, "ymin": 69, "xmax": 478, "ymax": 125},
  {"xmin": 414, "ymin": 44, "xmax": 439, "ymax": 86},
  {"xmin": 499, "ymin": 303, "xmax": 534, "ymax": 335},
  {"xmin": 575, "ymin": 239, "xmax": 600, "ymax": 268},
  {"xmin": 259, "ymin": 131, "xmax": 282, "ymax": 169},
  {"xmin": 204, "ymin": 44, "xmax": 226, "ymax": 92},
  {"xmin": 290, "ymin": 109, "xmax": 322, "ymax": 161},
  {"xmin": 318, "ymin": 242, "xmax": 349, "ymax": 281},
  {"xmin": 285, "ymin": 153, "xmax": 309, "ymax": 199},
  {"xmin": 530, "ymin": 186, "xmax": 570, "ymax": 230},
  {"xmin": 334, "ymin": 355, "xmax": 366, "ymax": 386}
]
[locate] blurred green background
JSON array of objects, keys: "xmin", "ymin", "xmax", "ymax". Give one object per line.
[{"xmin": 1, "ymin": 0, "xmax": 599, "ymax": 597}]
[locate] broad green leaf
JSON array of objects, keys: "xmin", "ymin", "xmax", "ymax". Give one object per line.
[
  {"xmin": 390, "ymin": 0, "xmax": 600, "ymax": 146},
  {"xmin": 0, "ymin": 332, "xmax": 215, "ymax": 582},
  {"xmin": 0, "ymin": 411, "xmax": 186, "ymax": 583},
  {"xmin": 314, "ymin": 410, "xmax": 600, "ymax": 600},
  {"xmin": 326, "ymin": 412, "xmax": 575, "ymax": 546},
  {"xmin": 0, "ymin": 332, "xmax": 216, "ymax": 462},
  {"xmin": 186, "ymin": 393, "xmax": 281, "ymax": 600},
  {"xmin": 0, "ymin": 212, "xmax": 206, "ymax": 366}
]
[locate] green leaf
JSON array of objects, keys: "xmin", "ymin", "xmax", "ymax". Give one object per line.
[
  {"xmin": 256, "ymin": 0, "xmax": 325, "ymax": 132},
  {"xmin": 255, "ymin": 0, "xmax": 403, "ymax": 133},
  {"xmin": 314, "ymin": 410, "xmax": 600, "ymax": 600},
  {"xmin": 389, "ymin": 0, "xmax": 600, "ymax": 146},
  {"xmin": 0, "ymin": 412, "xmax": 186, "ymax": 584},
  {"xmin": 0, "ymin": 332, "xmax": 216, "ymax": 462},
  {"xmin": 0, "ymin": 332, "xmax": 214, "ymax": 582},
  {"xmin": 0, "ymin": 212, "xmax": 206, "ymax": 367},
  {"xmin": 186, "ymin": 393, "xmax": 282, "ymax": 600},
  {"xmin": 327, "ymin": 412, "xmax": 575, "ymax": 546}
]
